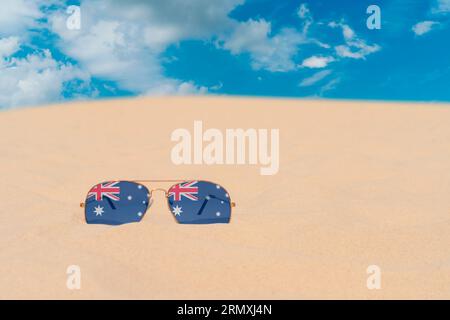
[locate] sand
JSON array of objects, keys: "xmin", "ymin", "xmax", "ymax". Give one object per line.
[{"xmin": 0, "ymin": 96, "xmax": 449, "ymax": 299}]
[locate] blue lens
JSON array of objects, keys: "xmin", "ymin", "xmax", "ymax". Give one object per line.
[
  {"xmin": 167, "ymin": 181, "xmax": 232, "ymax": 224},
  {"xmin": 84, "ymin": 181, "xmax": 150, "ymax": 225}
]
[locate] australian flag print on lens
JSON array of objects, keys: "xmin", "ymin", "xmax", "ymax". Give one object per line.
[
  {"xmin": 167, "ymin": 181, "xmax": 232, "ymax": 224},
  {"xmin": 84, "ymin": 181, "xmax": 150, "ymax": 225}
]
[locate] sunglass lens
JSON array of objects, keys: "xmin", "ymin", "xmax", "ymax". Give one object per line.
[
  {"xmin": 167, "ymin": 181, "xmax": 232, "ymax": 224},
  {"xmin": 84, "ymin": 181, "xmax": 150, "ymax": 225}
]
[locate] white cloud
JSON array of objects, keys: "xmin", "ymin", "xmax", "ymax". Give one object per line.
[
  {"xmin": 299, "ymin": 69, "xmax": 332, "ymax": 87},
  {"xmin": 0, "ymin": 47, "xmax": 89, "ymax": 108},
  {"xmin": 222, "ymin": 19, "xmax": 272, "ymax": 55},
  {"xmin": 49, "ymin": 0, "xmax": 244, "ymax": 95},
  {"xmin": 432, "ymin": 0, "xmax": 450, "ymax": 14},
  {"xmin": 51, "ymin": 17, "xmax": 161, "ymax": 93},
  {"xmin": 341, "ymin": 24, "xmax": 356, "ymax": 41},
  {"xmin": 104, "ymin": 0, "xmax": 243, "ymax": 41},
  {"xmin": 0, "ymin": 0, "xmax": 45, "ymax": 36},
  {"xmin": 329, "ymin": 22, "xmax": 380, "ymax": 59},
  {"xmin": 335, "ymin": 42, "xmax": 380, "ymax": 59},
  {"xmin": 221, "ymin": 19, "xmax": 305, "ymax": 72},
  {"xmin": 297, "ymin": 3, "xmax": 310, "ymax": 19},
  {"xmin": 0, "ymin": 0, "xmax": 245, "ymax": 107},
  {"xmin": 328, "ymin": 21, "xmax": 356, "ymax": 41},
  {"xmin": 412, "ymin": 21, "xmax": 439, "ymax": 36},
  {"xmin": 0, "ymin": 37, "xmax": 20, "ymax": 58},
  {"xmin": 301, "ymin": 55, "xmax": 334, "ymax": 68},
  {"xmin": 411, "ymin": 0, "xmax": 449, "ymax": 39}
]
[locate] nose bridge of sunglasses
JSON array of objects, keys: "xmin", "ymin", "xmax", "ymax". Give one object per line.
[{"xmin": 149, "ymin": 188, "xmax": 168, "ymax": 199}]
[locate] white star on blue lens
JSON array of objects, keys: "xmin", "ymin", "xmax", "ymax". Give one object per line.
[
  {"xmin": 172, "ymin": 205, "xmax": 183, "ymax": 216},
  {"xmin": 94, "ymin": 205, "xmax": 104, "ymax": 216}
]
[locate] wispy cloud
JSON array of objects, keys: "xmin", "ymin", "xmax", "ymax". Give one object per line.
[
  {"xmin": 297, "ymin": 3, "xmax": 313, "ymax": 35},
  {"xmin": 221, "ymin": 19, "xmax": 305, "ymax": 72},
  {"xmin": 432, "ymin": 0, "xmax": 450, "ymax": 14},
  {"xmin": 320, "ymin": 77, "xmax": 341, "ymax": 95},
  {"xmin": 412, "ymin": 21, "xmax": 439, "ymax": 36},
  {"xmin": 329, "ymin": 21, "xmax": 380, "ymax": 60},
  {"xmin": 299, "ymin": 69, "xmax": 332, "ymax": 87}
]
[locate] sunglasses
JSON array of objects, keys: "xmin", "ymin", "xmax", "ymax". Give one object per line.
[{"xmin": 80, "ymin": 180, "xmax": 235, "ymax": 225}]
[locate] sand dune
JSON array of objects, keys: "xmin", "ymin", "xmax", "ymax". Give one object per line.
[{"xmin": 0, "ymin": 97, "xmax": 449, "ymax": 299}]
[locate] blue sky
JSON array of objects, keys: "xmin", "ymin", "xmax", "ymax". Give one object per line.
[{"xmin": 0, "ymin": 0, "xmax": 449, "ymax": 108}]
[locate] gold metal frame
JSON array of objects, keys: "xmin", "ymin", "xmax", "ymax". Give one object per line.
[{"xmin": 80, "ymin": 180, "xmax": 236, "ymax": 224}]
